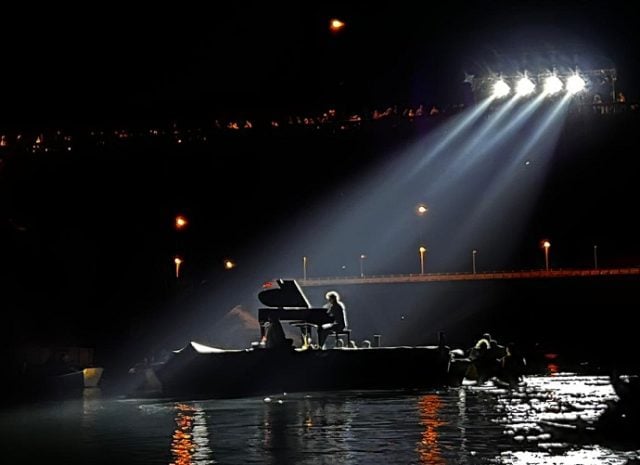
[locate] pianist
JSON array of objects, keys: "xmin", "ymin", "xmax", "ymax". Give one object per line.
[{"xmin": 318, "ymin": 291, "xmax": 348, "ymax": 349}]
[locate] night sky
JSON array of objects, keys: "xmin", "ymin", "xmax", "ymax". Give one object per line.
[
  {"xmin": 2, "ymin": 1, "xmax": 639, "ymax": 121},
  {"xmin": 2, "ymin": 1, "xmax": 640, "ymax": 366}
]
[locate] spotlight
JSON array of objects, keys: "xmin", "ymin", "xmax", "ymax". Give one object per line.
[
  {"xmin": 566, "ymin": 74, "xmax": 586, "ymax": 94},
  {"xmin": 543, "ymin": 75, "xmax": 563, "ymax": 95},
  {"xmin": 492, "ymin": 80, "xmax": 510, "ymax": 98},
  {"xmin": 516, "ymin": 77, "xmax": 536, "ymax": 96}
]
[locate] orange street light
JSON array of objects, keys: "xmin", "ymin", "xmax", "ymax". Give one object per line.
[
  {"xmin": 175, "ymin": 215, "xmax": 188, "ymax": 230},
  {"xmin": 542, "ymin": 241, "xmax": 551, "ymax": 271},
  {"xmin": 329, "ymin": 18, "xmax": 345, "ymax": 32},
  {"xmin": 174, "ymin": 257, "xmax": 183, "ymax": 278},
  {"xmin": 224, "ymin": 259, "xmax": 236, "ymax": 270},
  {"xmin": 419, "ymin": 246, "xmax": 427, "ymax": 275}
]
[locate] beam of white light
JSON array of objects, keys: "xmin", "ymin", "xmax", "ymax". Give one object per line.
[
  {"xmin": 452, "ymin": 95, "xmax": 572, "ymax": 249},
  {"xmin": 438, "ymin": 94, "xmax": 547, "ymax": 187},
  {"xmin": 410, "ymin": 97, "xmax": 493, "ymax": 175},
  {"xmin": 423, "ymin": 96, "xmax": 521, "ymax": 197}
]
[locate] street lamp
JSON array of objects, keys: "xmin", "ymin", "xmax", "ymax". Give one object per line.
[
  {"xmin": 416, "ymin": 203, "xmax": 429, "ymax": 216},
  {"xmin": 593, "ymin": 245, "xmax": 598, "ymax": 270},
  {"xmin": 472, "ymin": 249, "xmax": 477, "ymax": 274},
  {"xmin": 415, "ymin": 203, "xmax": 429, "ymax": 245},
  {"xmin": 174, "ymin": 257, "xmax": 182, "ymax": 278},
  {"xmin": 175, "ymin": 215, "xmax": 188, "ymax": 230},
  {"xmin": 419, "ymin": 246, "xmax": 427, "ymax": 275},
  {"xmin": 542, "ymin": 241, "xmax": 551, "ymax": 271},
  {"xmin": 329, "ymin": 18, "xmax": 345, "ymax": 33},
  {"xmin": 360, "ymin": 254, "xmax": 367, "ymax": 278},
  {"xmin": 224, "ymin": 259, "xmax": 236, "ymax": 270},
  {"xmin": 303, "ymin": 256, "xmax": 308, "ymax": 280}
]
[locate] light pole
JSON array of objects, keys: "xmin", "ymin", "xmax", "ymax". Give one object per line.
[
  {"xmin": 415, "ymin": 203, "xmax": 429, "ymax": 244},
  {"xmin": 360, "ymin": 254, "xmax": 367, "ymax": 278},
  {"xmin": 419, "ymin": 246, "xmax": 427, "ymax": 275},
  {"xmin": 593, "ymin": 245, "xmax": 598, "ymax": 270},
  {"xmin": 472, "ymin": 249, "xmax": 477, "ymax": 274},
  {"xmin": 174, "ymin": 257, "xmax": 182, "ymax": 278},
  {"xmin": 542, "ymin": 241, "xmax": 551, "ymax": 271},
  {"xmin": 303, "ymin": 256, "xmax": 308, "ymax": 280}
]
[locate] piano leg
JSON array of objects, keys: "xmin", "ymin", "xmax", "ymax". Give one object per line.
[{"xmin": 290, "ymin": 322, "xmax": 316, "ymax": 349}]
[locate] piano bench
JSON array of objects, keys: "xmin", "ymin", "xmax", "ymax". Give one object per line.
[{"xmin": 328, "ymin": 329, "xmax": 352, "ymax": 347}]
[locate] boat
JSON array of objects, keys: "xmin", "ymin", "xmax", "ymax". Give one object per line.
[
  {"xmin": 149, "ymin": 341, "xmax": 457, "ymax": 399},
  {"xmin": 129, "ymin": 279, "xmax": 465, "ymax": 399}
]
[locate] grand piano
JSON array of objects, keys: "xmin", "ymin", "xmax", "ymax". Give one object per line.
[{"xmin": 257, "ymin": 279, "xmax": 332, "ymax": 343}]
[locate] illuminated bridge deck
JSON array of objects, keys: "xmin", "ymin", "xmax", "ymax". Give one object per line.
[{"xmin": 299, "ymin": 267, "xmax": 640, "ymax": 287}]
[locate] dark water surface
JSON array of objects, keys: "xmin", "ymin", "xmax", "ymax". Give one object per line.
[{"xmin": 2, "ymin": 375, "xmax": 638, "ymax": 464}]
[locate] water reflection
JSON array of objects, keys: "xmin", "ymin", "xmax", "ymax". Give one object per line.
[
  {"xmin": 2, "ymin": 376, "xmax": 638, "ymax": 465},
  {"xmin": 170, "ymin": 403, "xmax": 213, "ymax": 465},
  {"xmin": 416, "ymin": 394, "xmax": 446, "ymax": 465},
  {"xmin": 258, "ymin": 394, "xmax": 357, "ymax": 465}
]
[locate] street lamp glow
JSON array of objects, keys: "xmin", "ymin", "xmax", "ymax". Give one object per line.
[
  {"xmin": 360, "ymin": 254, "xmax": 367, "ymax": 278},
  {"xmin": 542, "ymin": 241, "xmax": 551, "ymax": 271},
  {"xmin": 416, "ymin": 204, "xmax": 429, "ymax": 216},
  {"xmin": 303, "ymin": 256, "xmax": 308, "ymax": 280},
  {"xmin": 224, "ymin": 259, "xmax": 236, "ymax": 270},
  {"xmin": 418, "ymin": 246, "xmax": 427, "ymax": 275},
  {"xmin": 330, "ymin": 18, "xmax": 345, "ymax": 32},
  {"xmin": 175, "ymin": 215, "xmax": 188, "ymax": 229},
  {"xmin": 174, "ymin": 257, "xmax": 182, "ymax": 278},
  {"xmin": 472, "ymin": 249, "xmax": 477, "ymax": 274}
]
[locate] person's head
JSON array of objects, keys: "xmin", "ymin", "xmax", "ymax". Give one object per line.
[
  {"xmin": 482, "ymin": 333, "xmax": 492, "ymax": 341},
  {"xmin": 325, "ymin": 291, "xmax": 339, "ymax": 303}
]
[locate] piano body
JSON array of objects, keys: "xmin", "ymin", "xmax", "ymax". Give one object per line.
[{"xmin": 257, "ymin": 279, "xmax": 332, "ymax": 342}]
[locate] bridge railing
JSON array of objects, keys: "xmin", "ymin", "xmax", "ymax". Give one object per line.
[{"xmin": 297, "ymin": 267, "xmax": 640, "ymax": 286}]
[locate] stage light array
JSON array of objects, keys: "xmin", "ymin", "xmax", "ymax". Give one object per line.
[{"xmin": 491, "ymin": 73, "xmax": 587, "ymax": 99}]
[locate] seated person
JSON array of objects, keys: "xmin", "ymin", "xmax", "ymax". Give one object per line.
[{"xmin": 317, "ymin": 291, "xmax": 348, "ymax": 349}]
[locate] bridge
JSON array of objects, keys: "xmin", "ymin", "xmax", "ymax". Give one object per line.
[{"xmin": 299, "ymin": 267, "xmax": 640, "ymax": 287}]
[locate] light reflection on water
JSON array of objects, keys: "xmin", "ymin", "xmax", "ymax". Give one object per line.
[{"xmin": 1, "ymin": 375, "xmax": 639, "ymax": 464}]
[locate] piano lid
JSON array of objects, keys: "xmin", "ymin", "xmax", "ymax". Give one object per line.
[{"xmin": 258, "ymin": 279, "xmax": 311, "ymax": 308}]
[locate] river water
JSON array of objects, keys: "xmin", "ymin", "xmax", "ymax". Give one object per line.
[{"xmin": 2, "ymin": 374, "xmax": 638, "ymax": 464}]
